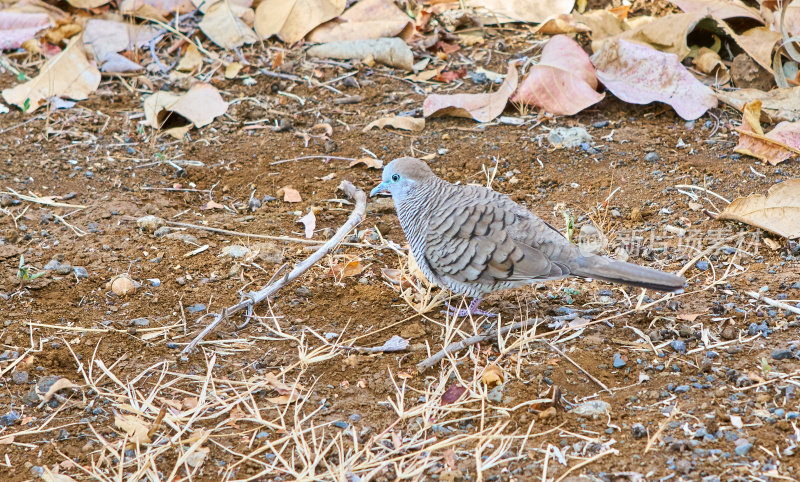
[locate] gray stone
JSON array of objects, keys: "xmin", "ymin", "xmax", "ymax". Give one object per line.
[{"xmin": 12, "ymin": 370, "xmax": 28, "ymax": 384}]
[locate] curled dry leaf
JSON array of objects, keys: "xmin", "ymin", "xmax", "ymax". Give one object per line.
[
  {"xmin": 349, "ymin": 157, "xmax": 383, "ymax": 169},
  {"xmin": 297, "ymin": 209, "xmax": 316, "ymax": 238},
  {"xmin": 308, "ymin": 0, "xmax": 413, "ymax": 42},
  {"xmin": 143, "ymin": 83, "xmax": 229, "ymax": 137},
  {"xmin": 423, "ymin": 61, "xmax": 519, "ymax": 123},
  {"xmin": 0, "ymin": 11, "xmax": 51, "ymax": 49},
  {"xmin": 114, "ymin": 414, "xmax": 152, "ymax": 445},
  {"xmin": 199, "ymin": 0, "xmax": 257, "ymax": 50},
  {"xmin": 83, "ymin": 19, "xmax": 160, "ymax": 73},
  {"xmin": 65, "ymin": 0, "xmax": 109, "ymax": 8},
  {"xmin": 277, "ymin": 186, "xmax": 302, "ymax": 202},
  {"xmin": 591, "ymin": 38, "xmax": 717, "ymax": 120},
  {"xmin": 466, "ymin": 0, "xmax": 576, "ymax": 25},
  {"xmin": 692, "ymin": 47, "xmax": 730, "ymax": 85},
  {"xmin": 307, "ymin": 38, "xmax": 414, "ymax": 70},
  {"xmin": 255, "ymin": 0, "xmax": 345, "ymax": 44},
  {"xmin": 481, "ymin": 364, "xmax": 504, "ymax": 388},
  {"xmin": 734, "ymin": 100, "xmax": 800, "ymax": 165},
  {"xmin": 2, "ymin": 37, "xmax": 100, "ymax": 112},
  {"xmin": 119, "ymin": 0, "xmax": 195, "ymax": 19},
  {"xmin": 441, "ymin": 383, "xmax": 468, "ymax": 405},
  {"xmin": 363, "ymin": 116, "xmax": 425, "ymax": 132},
  {"xmin": 715, "ymin": 86, "xmax": 800, "ymax": 123},
  {"xmin": 717, "ymin": 179, "xmax": 800, "ymax": 239},
  {"xmin": 670, "ymin": 0, "xmax": 763, "ymax": 24},
  {"xmin": 511, "ymin": 35, "xmax": 603, "ymax": 115},
  {"xmin": 329, "ymin": 257, "xmax": 365, "ymax": 278},
  {"xmin": 176, "ymin": 43, "xmax": 203, "ymax": 72},
  {"xmin": 41, "ymin": 378, "xmax": 79, "ymax": 402}
]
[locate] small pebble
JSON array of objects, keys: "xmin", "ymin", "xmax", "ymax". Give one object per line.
[
  {"xmin": 592, "ymin": 120, "xmax": 609, "ymax": 128},
  {"xmin": 670, "ymin": 340, "xmax": 687, "ymax": 354},
  {"xmin": 632, "ymin": 423, "xmax": 647, "ymax": 439},
  {"xmin": 332, "ymin": 421, "xmax": 349, "ymax": 429},
  {"xmin": 73, "ymin": 267, "xmax": 89, "ymax": 279},
  {"xmin": 735, "ymin": 442, "xmax": 752, "ymax": 456},
  {"xmin": 612, "ymin": 353, "xmax": 627, "ymax": 368},
  {"xmin": 186, "ymin": 303, "xmax": 206, "ymax": 313},
  {"xmin": 695, "ymin": 260, "xmax": 709, "ymax": 271},
  {"xmin": 674, "ymin": 385, "xmax": 691, "ymax": 394},
  {"xmin": 644, "ymin": 152, "xmax": 659, "ymax": 162},
  {"xmin": 772, "ymin": 348, "xmax": 794, "ymax": 360},
  {"xmin": 12, "ymin": 370, "xmax": 29, "ymax": 384},
  {"xmin": 0, "ymin": 410, "xmax": 20, "ymax": 427}
]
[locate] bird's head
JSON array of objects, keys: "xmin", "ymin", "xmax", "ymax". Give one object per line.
[{"xmin": 370, "ymin": 157, "xmax": 434, "ymax": 199}]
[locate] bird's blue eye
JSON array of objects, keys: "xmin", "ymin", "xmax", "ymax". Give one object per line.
[{"xmin": 391, "ymin": 174, "xmax": 400, "ymax": 182}]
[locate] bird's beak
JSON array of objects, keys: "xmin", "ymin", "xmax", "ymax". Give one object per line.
[{"xmin": 370, "ymin": 181, "xmax": 389, "ymax": 197}]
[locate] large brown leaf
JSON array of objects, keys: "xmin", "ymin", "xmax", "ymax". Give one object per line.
[
  {"xmin": 734, "ymin": 100, "xmax": 800, "ymax": 165},
  {"xmin": 511, "ymin": 34, "xmax": 603, "ymax": 115},
  {"xmin": 423, "ymin": 61, "xmax": 518, "ymax": 122},
  {"xmin": 254, "ymin": 0, "xmax": 345, "ymax": 44},
  {"xmin": 717, "ymin": 179, "xmax": 800, "ymax": 239}
]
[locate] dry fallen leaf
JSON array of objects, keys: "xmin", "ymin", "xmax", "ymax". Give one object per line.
[
  {"xmin": 592, "ymin": 38, "xmax": 717, "ymax": 120},
  {"xmin": 307, "ymin": 38, "xmax": 414, "ymax": 70},
  {"xmin": 349, "ymin": 157, "xmax": 383, "ymax": 169},
  {"xmin": 40, "ymin": 468, "xmax": 77, "ymax": 482},
  {"xmin": 2, "ymin": 37, "xmax": 100, "ymax": 112},
  {"xmin": 423, "ymin": 61, "xmax": 519, "ymax": 123},
  {"xmin": 65, "ymin": 0, "xmax": 109, "ymax": 8},
  {"xmin": 330, "ymin": 258, "xmax": 365, "ymax": 278},
  {"xmin": 0, "ymin": 11, "xmax": 51, "ymax": 49},
  {"xmin": 277, "ymin": 186, "xmax": 302, "ymax": 202},
  {"xmin": 441, "ymin": 383, "xmax": 468, "ymax": 405},
  {"xmin": 185, "ymin": 446, "xmax": 210, "ymax": 468},
  {"xmin": 115, "ymin": 414, "xmax": 152, "ymax": 445},
  {"xmin": 692, "ymin": 47, "xmax": 730, "ymax": 85},
  {"xmin": 201, "ymin": 200, "xmax": 225, "ymax": 210},
  {"xmin": 717, "ymin": 178, "xmax": 800, "ymax": 239},
  {"xmin": 119, "ymin": 0, "xmax": 194, "ymax": 18},
  {"xmin": 715, "ymin": 86, "xmax": 800, "ymax": 123},
  {"xmin": 466, "ymin": 0, "xmax": 575, "ymax": 24},
  {"xmin": 198, "ymin": 0, "xmax": 257, "ymax": 49},
  {"xmin": 255, "ymin": 0, "xmax": 345, "ymax": 44},
  {"xmin": 41, "ymin": 378, "xmax": 79, "ymax": 402},
  {"xmin": 363, "ymin": 116, "xmax": 424, "ymax": 132},
  {"xmin": 481, "ymin": 364, "xmax": 505, "ymax": 388},
  {"xmin": 176, "ymin": 43, "xmax": 203, "ymax": 72},
  {"xmin": 143, "ymin": 83, "xmax": 229, "ymax": 137},
  {"xmin": 83, "ymin": 19, "xmax": 160, "ymax": 73},
  {"xmin": 297, "ymin": 209, "xmax": 316, "ymax": 238},
  {"xmin": 512, "ymin": 34, "xmax": 603, "ymax": 115},
  {"xmin": 308, "ymin": 0, "xmax": 413, "ymax": 42},
  {"xmin": 734, "ymin": 100, "xmax": 800, "ymax": 165}
]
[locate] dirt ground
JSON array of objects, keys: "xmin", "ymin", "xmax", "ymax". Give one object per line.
[{"xmin": 2, "ymin": 17, "xmax": 800, "ymax": 482}]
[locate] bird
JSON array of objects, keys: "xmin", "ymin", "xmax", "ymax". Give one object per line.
[{"xmin": 370, "ymin": 157, "xmax": 685, "ymax": 317}]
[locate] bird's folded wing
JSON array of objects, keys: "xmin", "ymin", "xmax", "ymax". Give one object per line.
[{"xmin": 424, "ymin": 201, "xmax": 568, "ymax": 285}]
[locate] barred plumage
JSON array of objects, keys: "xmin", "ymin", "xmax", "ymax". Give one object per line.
[{"xmin": 371, "ymin": 157, "xmax": 685, "ymax": 310}]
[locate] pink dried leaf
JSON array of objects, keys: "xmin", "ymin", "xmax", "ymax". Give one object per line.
[
  {"xmin": 511, "ymin": 35, "xmax": 604, "ymax": 115},
  {"xmin": 591, "ymin": 38, "xmax": 717, "ymax": 120},
  {"xmin": 423, "ymin": 61, "xmax": 519, "ymax": 123}
]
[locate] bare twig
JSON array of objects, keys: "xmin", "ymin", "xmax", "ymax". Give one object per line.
[
  {"xmin": 417, "ymin": 318, "xmax": 540, "ymax": 372},
  {"xmin": 183, "ymin": 181, "xmax": 366, "ymax": 353},
  {"xmin": 747, "ymin": 290, "xmax": 800, "ymax": 316}
]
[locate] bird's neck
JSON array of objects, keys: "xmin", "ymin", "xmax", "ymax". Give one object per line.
[{"xmin": 394, "ymin": 177, "xmax": 445, "ymax": 249}]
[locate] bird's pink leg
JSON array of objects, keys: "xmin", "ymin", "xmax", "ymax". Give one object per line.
[{"xmin": 444, "ymin": 298, "xmax": 497, "ymax": 318}]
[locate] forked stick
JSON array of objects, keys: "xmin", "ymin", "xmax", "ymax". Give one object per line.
[{"xmin": 183, "ymin": 181, "xmax": 366, "ymax": 353}]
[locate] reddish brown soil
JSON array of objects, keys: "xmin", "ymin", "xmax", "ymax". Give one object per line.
[{"xmin": 1, "ymin": 21, "xmax": 800, "ymax": 482}]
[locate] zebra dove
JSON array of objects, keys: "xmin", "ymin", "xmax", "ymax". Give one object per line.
[{"xmin": 370, "ymin": 157, "xmax": 685, "ymax": 316}]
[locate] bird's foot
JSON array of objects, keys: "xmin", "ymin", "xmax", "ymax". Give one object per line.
[{"xmin": 444, "ymin": 298, "xmax": 497, "ymax": 318}]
